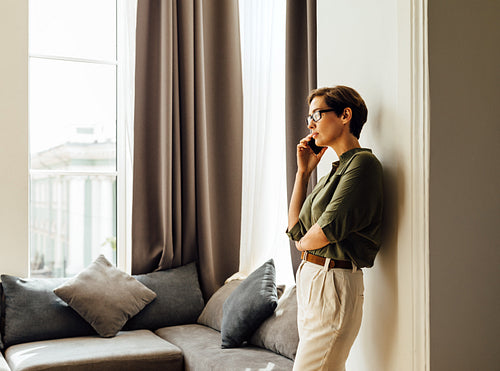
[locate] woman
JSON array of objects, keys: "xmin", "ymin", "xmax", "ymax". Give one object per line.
[{"xmin": 287, "ymin": 86, "xmax": 383, "ymax": 370}]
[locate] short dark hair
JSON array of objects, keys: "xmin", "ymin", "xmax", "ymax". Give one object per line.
[{"xmin": 307, "ymin": 86, "xmax": 368, "ymax": 139}]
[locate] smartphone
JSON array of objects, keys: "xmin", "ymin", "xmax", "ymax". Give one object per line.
[{"xmin": 308, "ymin": 138, "xmax": 324, "ymax": 154}]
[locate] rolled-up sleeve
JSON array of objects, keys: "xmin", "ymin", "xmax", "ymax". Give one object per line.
[
  {"xmin": 286, "ymin": 222, "xmax": 303, "ymax": 241},
  {"xmin": 285, "ymin": 184, "xmax": 317, "ymax": 241}
]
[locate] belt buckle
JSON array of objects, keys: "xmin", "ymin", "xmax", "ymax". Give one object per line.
[
  {"xmin": 330, "ymin": 259, "xmax": 335, "ymax": 269},
  {"xmin": 302, "ymin": 251, "xmax": 308, "ymax": 261}
]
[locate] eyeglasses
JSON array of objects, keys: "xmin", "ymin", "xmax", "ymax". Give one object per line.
[{"xmin": 305, "ymin": 109, "xmax": 336, "ymax": 125}]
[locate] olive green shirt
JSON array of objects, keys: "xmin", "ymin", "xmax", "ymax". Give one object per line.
[{"xmin": 287, "ymin": 148, "xmax": 383, "ymax": 268}]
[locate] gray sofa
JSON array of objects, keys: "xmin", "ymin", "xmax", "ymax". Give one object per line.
[{"xmin": 0, "ymin": 261, "xmax": 298, "ymax": 371}]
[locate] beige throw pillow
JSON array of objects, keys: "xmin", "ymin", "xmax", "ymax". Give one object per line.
[{"xmin": 53, "ymin": 255, "xmax": 157, "ymax": 337}]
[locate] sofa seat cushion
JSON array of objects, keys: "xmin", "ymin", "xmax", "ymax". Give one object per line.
[
  {"xmin": 155, "ymin": 324, "xmax": 293, "ymax": 371},
  {"xmin": 5, "ymin": 330, "xmax": 182, "ymax": 371}
]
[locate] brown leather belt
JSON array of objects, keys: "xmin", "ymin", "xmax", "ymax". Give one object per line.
[{"xmin": 301, "ymin": 251, "xmax": 353, "ymax": 270}]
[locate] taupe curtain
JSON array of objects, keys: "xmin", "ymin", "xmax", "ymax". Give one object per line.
[
  {"xmin": 132, "ymin": 0, "xmax": 243, "ymax": 299},
  {"xmin": 286, "ymin": 0, "xmax": 317, "ymax": 276}
]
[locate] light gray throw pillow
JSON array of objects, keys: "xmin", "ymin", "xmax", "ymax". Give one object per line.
[
  {"xmin": 197, "ymin": 279, "xmax": 242, "ymax": 331},
  {"xmin": 250, "ymin": 285, "xmax": 299, "ymax": 360},
  {"xmin": 53, "ymin": 255, "xmax": 157, "ymax": 337},
  {"xmin": 221, "ymin": 259, "xmax": 278, "ymax": 348}
]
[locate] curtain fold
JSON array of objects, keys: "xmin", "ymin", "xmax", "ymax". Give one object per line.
[
  {"xmin": 285, "ymin": 0, "xmax": 317, "ymax": 276},
  {"xmin": 132, "ymin": 0, "xmax": 243, "ymax": 299}
]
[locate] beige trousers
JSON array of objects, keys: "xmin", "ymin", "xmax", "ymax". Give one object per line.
[{"xmin": 293, "ymin": 259, "xmax": 364, "ymax": 371}]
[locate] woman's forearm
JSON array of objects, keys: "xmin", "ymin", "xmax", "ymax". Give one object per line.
[
  {"xmin": 287, "ymin": 171, "xmax": 311, "ymax": 230},
  {"xmin": 295, "ymin": 223, "xmax": 330, "ymax": 251}
]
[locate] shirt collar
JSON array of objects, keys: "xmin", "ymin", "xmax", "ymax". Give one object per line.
[{"xmin": 338, "ymin": 147, "xmax": 372, "ymax": 166}]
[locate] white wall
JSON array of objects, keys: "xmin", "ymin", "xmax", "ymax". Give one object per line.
[
  {"xmin": 0, "ymin": 0, "xmax": 29, "ymax": 277},
  {"xmin": 428, "ymin": 0, "xmax": 500, "ymax": 369},
  {"xmin": 317, "ymin": 0, "xmax": 421, "ymax": 369}
]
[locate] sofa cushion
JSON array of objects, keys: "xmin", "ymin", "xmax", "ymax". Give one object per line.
[
  {"xmin": 221, "ymin": 259, "xmax": 278, "ymax": 348},
  {"xmin": 197, "ymin": 279, "xmax": 242, "ymax": 331},
  {"xmin": 53, "ymin": 255, "xmax": 157, "ymax": 337},
  {"xmin": 0, "ymin": 352, "xmax": 10, "ymax": 371},
  {"xmin": 124, "ymin": 262, "xmax": 205, "ymax": 331},
  {"xmin": 156, "ymin": 324, "xmax": 293, "ymax": 370},
  {"xmin": 250, "ymin": 285, "xmax": 299, "ymax": 360},
  {"xmin": 0, "ymin": 275, "xmax": 96, "ymax": 348},
  {"xmin": 5, "ymin": 329, "xmax": 182, "ymax": 371}
]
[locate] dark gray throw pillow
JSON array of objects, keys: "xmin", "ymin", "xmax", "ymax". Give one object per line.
[
  {"xmin": 0, "ymin": 275, "xmax": 96, "ymax": 348},
  {"xmin": 221, "ymin": 259, "xmax": 278, "ymax": 348},
  {"xmin": 198, "ymin": 279, "xmax": 285, "ymax": 333},
  {"xmin": 124, "ymin": 262, "xmax": 205, "ymax": 331}
]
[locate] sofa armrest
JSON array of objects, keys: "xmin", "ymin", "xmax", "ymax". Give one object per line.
[{"xmin": 0, "ymin": 352, "xmax": 11, "ymax": 371}]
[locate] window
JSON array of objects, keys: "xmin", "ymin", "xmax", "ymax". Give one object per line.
[{"xmin": 28, "ymin": 0, "xmax": 136, "ymax": 277}]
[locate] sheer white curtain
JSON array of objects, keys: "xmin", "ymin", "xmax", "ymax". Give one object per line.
[
  {"xmin": 117, "ymin": 0, "xmax": 137, "ymax": 273},
  {"xmin": 239, "ymin": 0, "xmax": 293, "ymax": 284}
]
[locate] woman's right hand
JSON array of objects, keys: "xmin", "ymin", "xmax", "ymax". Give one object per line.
[
  {"xmin": 296, "ymin": 134, "xmax": 327, "ymax": 175},
  {"xmin": 289, "ymin": 134, "xmax": 326, "ymax": 229}
]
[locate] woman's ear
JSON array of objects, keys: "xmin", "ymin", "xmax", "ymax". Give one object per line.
[{"xmin": 342, "ymin": 107, "xmax": 352, "ymax": 124}]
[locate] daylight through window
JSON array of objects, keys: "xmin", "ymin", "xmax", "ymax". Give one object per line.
[{"xmin": 29, "ymin": 0, "xmax": 118, "ymax": 277}]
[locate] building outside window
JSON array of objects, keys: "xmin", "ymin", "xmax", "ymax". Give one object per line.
[{"xmin": 28, "ymin": 0, "xmax": 134, "ymax": 278}]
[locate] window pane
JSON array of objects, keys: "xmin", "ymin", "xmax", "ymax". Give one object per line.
[
  {"xmin": 29, "ymin": 58, "xmax": 116, "ymax": 171},
  {"xmin": 29, "ymin": 0, "xmax": 116, "ymax": 61},
  {"xmin": 30, "ymin": 174, "xmax": 117, "ymax": 278}
]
